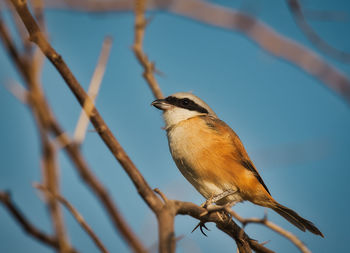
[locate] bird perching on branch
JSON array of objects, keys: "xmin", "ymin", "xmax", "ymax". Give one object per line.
[{"xmin": 152, "ymin": 92, "xmax": 323, "ymax": 237}]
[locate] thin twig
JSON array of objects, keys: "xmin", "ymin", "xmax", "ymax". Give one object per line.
[
  {"xmin": 74, "ymin": 36, "xmax": 112, "ymax": 144},
  {"xmin": 36, "ymin": 185, "xmax": 109, "ymax": 253},
  {"xmin": 133, "ymin": 0, "xmax": 163, "ymax": 99},
  {"xmin": 226, "ymin": 207, "xmax": 311, "ymax": 253},
  {"xmin": 39, "ymin": 131, "xmax": 71, "ymax": 253},
  {"xmin": 0, "ymin": 191, "xmax": 78, "ymax": 253}
]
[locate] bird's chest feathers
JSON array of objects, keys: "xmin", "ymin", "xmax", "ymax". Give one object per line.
[
  {"xmin": 167, "ymin": 118, "xmax": 210, "ymax": 172},
  {"xmin": 166, "ymin": 117, "xmax": 241, "ymax": 201}
]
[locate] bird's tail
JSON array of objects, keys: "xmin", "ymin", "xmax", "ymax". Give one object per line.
[{"xmin": 271, "ymin": 202, "xmax": 324, "ymax": 237}]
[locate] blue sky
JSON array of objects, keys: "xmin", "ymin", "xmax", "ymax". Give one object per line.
[{"xmin": 1, "ymin": 0, "xmax": 349, "ymax": 252}]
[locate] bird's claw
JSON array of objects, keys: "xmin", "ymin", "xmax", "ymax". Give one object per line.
[{"xmin": 192, "ymin": 221, "xmax": 210, "ymax": 236}]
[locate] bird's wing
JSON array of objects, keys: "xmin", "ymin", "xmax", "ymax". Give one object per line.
[{"xmin": 204, "ymin": 116, "xmax": 271, "ymax": 195}]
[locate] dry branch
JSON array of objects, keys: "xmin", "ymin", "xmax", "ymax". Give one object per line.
[
  {"xmin": 133, "ymin": 0, "xmax": 163, "ymax": 99},
  {"xmin": 174, "ymin": 201, "xmax": 274, "ymax": 253},
  {"xmin": 0, "ymin": 191, "xmax": 78, "ymax": 253},
  {"xmin": 226, "ymin": 207, "xmax": 311, "ymax": 253},
  {"xmin": 36, "ymin": 185, "xmax": 109, "ymax": 253},
  {"xmin": 40, "ymin": 132, "xmax": 71, "ymax": 253}
]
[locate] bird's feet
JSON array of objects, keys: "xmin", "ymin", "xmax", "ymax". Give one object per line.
[
  {"xmin": 192, "ymin": 221, "xmax": 210, "ymax": 236},
  {"xmin": 193, "ymin": 190, "xmax": 237, "ymax": 236}
]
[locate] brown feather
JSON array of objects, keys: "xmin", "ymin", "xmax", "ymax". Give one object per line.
[{"xmin": 271, "ymin": 202, "xmax": 324, "ymax": 237}]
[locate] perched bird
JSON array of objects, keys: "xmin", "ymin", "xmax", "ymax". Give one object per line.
[{"xmin": 152, "ymin": 92, "xmax": 323, "ymax": 237}]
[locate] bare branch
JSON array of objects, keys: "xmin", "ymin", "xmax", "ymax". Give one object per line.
[
  {"xmin": 174, "ymin": 201, "xmax": 274, "ymax": 253},
  {"xmin": 287, "ymin": 0, "xmax": 350, "ymax": 64},
  {"xmin": 74, "ymin": 36, "xmax": 112, "ymax": 144},
  {"xmin": 0, "ymin": 191, "xmax": 78, "ymax": 253},
  {"xmin": 226, "ymin": 207, "xmax": 311, "ymax": 253},
  {"xmin": 36, "ymin": 185, "xmax": 109, "ymax": 253},
  {"xmin": 133, "ymin": 0, "xmax": 164, "ymax": 99},
  {"xmin": 40, "ymin": 132, "xmax": 71, "ymax": 253}
]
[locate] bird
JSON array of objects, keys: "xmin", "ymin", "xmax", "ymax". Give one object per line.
[{"xmin": 151, "ymin": 92, "xmax": 323, "ymax": 237}]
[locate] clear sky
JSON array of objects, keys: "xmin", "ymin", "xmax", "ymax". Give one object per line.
[{"xmin": 1, "ymin": 0, "xmax": 350, "ymax": 252}]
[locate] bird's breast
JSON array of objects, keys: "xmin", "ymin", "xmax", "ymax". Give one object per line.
[{"xmin": 166, "ymin": 117, "xmax": 243, "ymax": 203}]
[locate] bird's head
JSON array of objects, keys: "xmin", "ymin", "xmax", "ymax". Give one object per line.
[{"xmin": 151, "ymin": 92, "xmax": 217, "ymax": 128}]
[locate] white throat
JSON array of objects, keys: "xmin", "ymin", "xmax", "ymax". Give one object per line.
[{"xmin": 163, "ymin": 108, "xmax": 205, "ymax": 129}]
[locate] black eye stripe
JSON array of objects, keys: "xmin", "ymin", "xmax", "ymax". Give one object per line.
[{"xmin": 165, "ymin": 96, "xmax": 208, "ymax": 114}]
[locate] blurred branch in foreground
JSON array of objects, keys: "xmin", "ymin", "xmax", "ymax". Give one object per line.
[
  {"xmin": 0, "ymin": 191, "xmax": 78, "ymax": 253},
  {"xmin": 73, "ymin": 36, "xmax": 112, "ymax": 145},
  {"xmin": 35, "ymin": 184, "xmax": 109, "ymax": 253},
  {"xmin": 287, "ymin": 0, "xmax": 350, "ymax": 64},
  {"xmin": 42, "ymin": 0, "xmax": 350, "ymax": 104}
]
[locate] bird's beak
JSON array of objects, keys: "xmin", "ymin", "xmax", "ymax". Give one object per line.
[{"xmin": 151, "ymin": 99, "xmax": 171, "ymax": 111}]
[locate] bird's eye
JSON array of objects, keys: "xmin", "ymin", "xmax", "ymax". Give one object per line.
[{"xmin": 182, "ymin": 98, "xmax": 190, "ymax": 106}]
